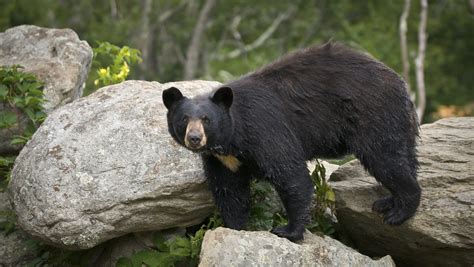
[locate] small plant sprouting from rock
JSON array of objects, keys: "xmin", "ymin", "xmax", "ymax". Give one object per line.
[
  {"xmin": 90, "ymin": 42, "xmax": 142, "ymax": 93},
  {"xmin": 307, "ymin": 160, "xmax": 337, "ymax": 235}
]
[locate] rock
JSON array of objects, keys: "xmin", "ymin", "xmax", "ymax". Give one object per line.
[
  {"xmin": 199, "ymin": 227, "xmax": 395, "ymax": 267},
  {"xmin": 0, "ymin": 25, "xmax": 92, "ymax": 113},
  {"xmin": 0, "ymin": 192, "xmax": 36, "ymax": 266},
  {"xmin": 0, "ymin": 25, "xmax": 93, "ymax": 154},
  {"xmin": 89, "ymin": 232, "xmax": 155, "ymax": 267},
  {"xmin": 8, "ymin": 80, "xmax": 219, "ymax": 249},
  {"xmin": 92, "ymin": 228, "xmax": 186, "ymax": 267},
  {"xmin": 331, "ymin": 117, "xmax": 474, "ymax": 266},
  {"xmin": 328, "ymin": 159, "xmax": 365, "ymax": 182},
  {"xmin": 307, "ymin": 160, "xmax": 340, "ymax": 179},
  {"xmin": 0, "ymin": 230, "xmax": 37, "ymax": 266}
]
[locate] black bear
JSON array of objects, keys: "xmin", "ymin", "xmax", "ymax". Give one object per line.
[{"xmin": 162, "ymin": 42, "xmax": 421, "ymax": 242}]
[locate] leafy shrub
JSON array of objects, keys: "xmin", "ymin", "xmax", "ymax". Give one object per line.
[
  {"xmin": 117, "ymin": 214, "xmax": 223, "ymax": 267},
  {"xmin": 0, "ymin": 65, "xmax": 45, "ymax": 192},
  {"xmin": 247, "ymin": 180, "xmax": 287, "ymax": 231},
  {"xmin": 87, "ymin": 41, "xmax": 142, "ymax": 94},
  {"xmin": 0, "ymin": 65, "xmax": 46, "ymax": 144},
  {"xmin": 248, "ymin": 161, "xmax": 336, "ymax": 236},
  {"xmin": 0, "ymin": 65, "xmax": 45, "ymax": 256}
]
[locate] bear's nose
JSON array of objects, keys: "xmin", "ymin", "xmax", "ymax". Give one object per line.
[{"xmin": 187, "ymin": 132, "xmax": 202, "ymax": 145}]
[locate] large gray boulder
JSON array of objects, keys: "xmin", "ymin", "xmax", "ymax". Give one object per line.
[
  {"xmin": 199, "ymin": 227, "xmax": 395, "ymax": 267},
  {"xmin": 8, "ymin": 80, "xmax": 218, "ymax": 249},
  {"xmin": 331, "ymin": 117, "xmax": 474, "ymax": 266},
  {"xmin": 0, "ymin": 25, "xmax": 93, "ymax": 154}
]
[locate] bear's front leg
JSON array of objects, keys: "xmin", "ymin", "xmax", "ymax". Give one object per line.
[
  {"xmin": 267, "ymin": 161, "xmax": 314, "ymax": 242},
  {"xmin": 202, "ymin": 154, "xmax": 251, "ymax": 230}
]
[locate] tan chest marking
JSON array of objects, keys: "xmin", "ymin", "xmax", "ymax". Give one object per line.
[{"xmin": 213, "ymin": 154, "xmax": 241, "ymax": 172}]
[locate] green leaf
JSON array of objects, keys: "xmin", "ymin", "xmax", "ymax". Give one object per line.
[
  {"xmin": 0, "ymin": 111, "xmax": 17, "ymax": 128},
  {"xmin": 190, "ymin": 228, "xmax": 205, "ymax": 259},
  {"xmin": 10, "ymin": 137, "xmax": 27, "ymax": 145},
  {"xmin": 24, "ymin": 108, "xmax": 36, "ymax": 123},
  {"xmin": 326, "ymin": 190, "xmax": 336, "ymax": 202},
  {"xmin": 28, "ymin": 88, "xmax": 43, "ymax": 97},
  {"xmin": 12, "ymin": 97, "xmax": 24, "ymax": 108},
  {"xmin": 167, "ymin": 236, "xmax": 191, "ymax": 258},
  {"xmin": 0, "ymin": 84, "xmax": 7, "ymax": 98}
]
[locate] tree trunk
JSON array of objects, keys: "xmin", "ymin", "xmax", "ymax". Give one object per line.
[
  {"xmin": 415, "ymin": 0, "xmax": 428, "ymax": 121},
  {"xmin": 138, "ymin": 0, "xmax": 153, "ymax": 80},
  {"xmin": 183, "ymin": 0, "xmax": 216, "ymax": 80},
  {"xmin": 399, "ymin": 0, "xmax": 411, "ymax": 94},
  {"xmin": 109, "ymin": 0, "xmax": 118, "ymax": 19}
]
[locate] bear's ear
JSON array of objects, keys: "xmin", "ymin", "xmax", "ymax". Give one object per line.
[
  {"xmin": 212, "ymin": 87, "xmax": 233, "ymax": 109},
  {"xmin": 162, "ymin": 87, "xmax": 184, "ymax": 110}
]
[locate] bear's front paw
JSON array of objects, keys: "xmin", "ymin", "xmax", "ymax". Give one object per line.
[
  {"xmin": 270, "ymin": 225, "xmax": 304, "ymax": 242},
  {"xmin": 373, "ymin": 196, "xmax": 418, "ymax": 226},
  {"xmin": 372, "ymin": 196, "xmax": 394, "ymax": 214}
]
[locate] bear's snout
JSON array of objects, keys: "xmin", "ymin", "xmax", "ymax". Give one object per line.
[
  {"xmin": 187, "ymin": 132, "xmax": 202, "ymax": 145},
  {"xmin": 184, "ymin": 119, "xmax": 207, "ymax": 150}
]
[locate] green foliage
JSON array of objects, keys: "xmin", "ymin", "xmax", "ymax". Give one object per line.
[
  {"xmin": 0, "ymin": 156, "xmax": 15, "ymax": 192},
  {"xmin": 307, "ymin": 160, "xmax": 336, "ymax": 235},
  {"xmin": 87, "ymin": 41, "xmax": 142, "ymax": 95},
  {"xmin": 247, "ymin": 180, "xmax": 287, "ymax": 231},
  {"xmin": 248, "ymin": 161, "xmax": 336, "ymax": 236},
  {"xmin": 117, "ymin": 214, "xmax": 223, "ymax": 267},
  {"xmin": 0, "ymin": 66, "xmax": 49, "ymax": 265},
  {"xmin": 0, "ymin": 65, "xmax": 45, "ymax": 192},
  {"xmin": 0, "ymin": 65, "xmax": 46, "ymax": 136}
]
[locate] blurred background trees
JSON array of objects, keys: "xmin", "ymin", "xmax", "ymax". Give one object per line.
[{"xmin": 1, "ymin": 0, "xmax": 472, "ymax": 123}]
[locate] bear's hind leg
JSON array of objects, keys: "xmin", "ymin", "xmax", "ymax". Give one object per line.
[
  {"xmin": 202, "ymin": 155, "xmax": 251, "ymax": 230},
  {"xmin": 359, "ymin": 152, "xmax": 421, "ymax": 225}
]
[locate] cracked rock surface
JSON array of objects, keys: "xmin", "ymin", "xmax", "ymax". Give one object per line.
[
  {"xmin": 331, "ymin": 117, "xmax": 474, "ymax": 266},
  {"xmin": 199, "ymin": 227, "xmax": 395, "ymax": 267},
  {"xmin": 8, "ymin": 80, "xmax": 218, "ymax": 249}
]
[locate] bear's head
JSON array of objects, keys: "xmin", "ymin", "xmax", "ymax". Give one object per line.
[{"xmin": 162, "ymin": 86, "xmax": 233, "ymax": 153}]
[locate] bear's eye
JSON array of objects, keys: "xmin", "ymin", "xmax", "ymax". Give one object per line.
[
  {"xmin": 202, "ymin": 116, "xmax": 210, "ymax": 124},
  {"xmin": 182, "ymin": 117, "xmax": 189, "ymax": 123}
]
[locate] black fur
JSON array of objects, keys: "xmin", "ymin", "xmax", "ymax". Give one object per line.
[{"xmin": 163, "ymin": 42, "xmax": 421, "ymax": 242}]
